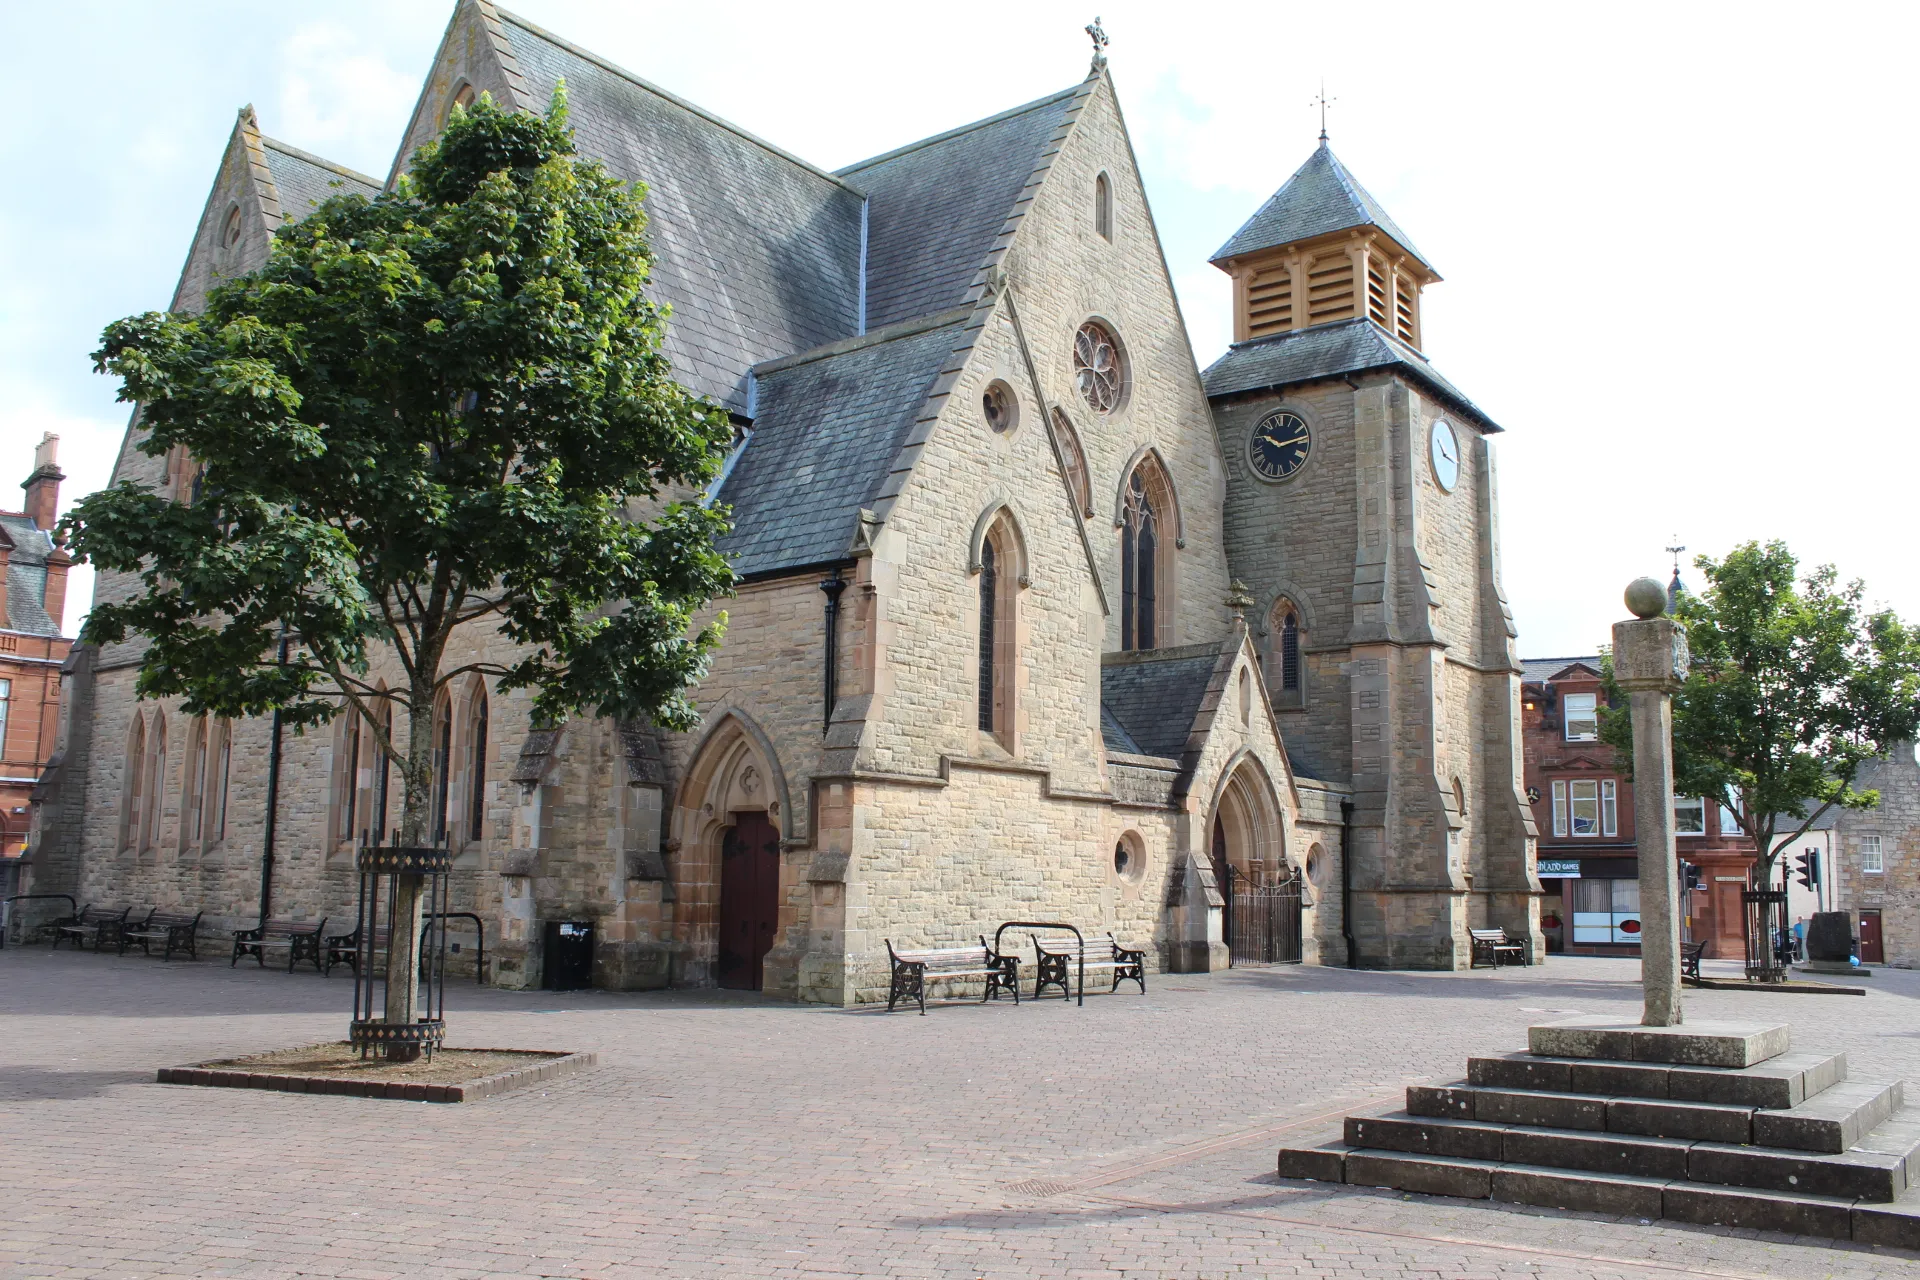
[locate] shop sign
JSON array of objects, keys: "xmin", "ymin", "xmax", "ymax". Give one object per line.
[{"xmin": 1537, "ymin": 859, "xmax": 1581, "ymax": 878}]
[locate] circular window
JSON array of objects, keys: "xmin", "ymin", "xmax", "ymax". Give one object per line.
[
  {"xmin": 982, "ymin": 380, "xmax": 1018, "ymax": 434},
  {"xmin": 1113, "ymin": 830, "xmax": 1146, "ymax": 886},
  {"xmin": 1304, "ymin": 843, "xmax": 1324, "ymax": 884},
  {"xmin": 1073, "ymin": 321, "xmax": 1125, "ymax": 414}
]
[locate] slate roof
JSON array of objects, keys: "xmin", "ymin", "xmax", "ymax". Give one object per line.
[
  {"xmin": 838, "ymin": 88, "xmax": 1078, "ymax": 331},
  {"xmin": 0, "ymin": 515, "xmax": 59, "ymax": 637},
  {"xmin": 1211, "ymin": 141, "xmax": 1430, "ymax": 269},
  {"xmin": 1201, "ymin": 317, "xmax": 1500, "ymax": 432},
  {"xmin": 1099, "ymin": 645, "xmax": 1221, "ymax": 761},
  {"xmin": 1521, "ymin": 656, "xmax": 1603, "ymax": 684},
  {"xmin": 499, "ymin": 11, "xmax": 865, "ymax": 416},
  {"xmin": 261, "ymin": 139, "xmax": 380, "ymax": 218},
  {"xmin": 714, "ymin": 316, "xmax": 966, "ymax": 578}
]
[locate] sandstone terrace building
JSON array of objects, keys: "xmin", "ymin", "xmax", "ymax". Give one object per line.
[
  {"xmin": 28, "ymin": 1, "xmax": 1539, "ymax": 998},
  {"xmin": 3, "ymin": 434, "xmax": 71, "ymax": 893}
]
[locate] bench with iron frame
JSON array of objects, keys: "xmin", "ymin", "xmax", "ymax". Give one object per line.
[
  {"xmin": 884, "ymin": 937, "xmax": 1020, "ymax": 1014},
  {"xmin": 120, "ymin": 909, "xmax": 204, "ymax": 960},
  {"xmin": 54, "ymin": 905, "xmax": 130, "ymax": 952},
  {"xmin": 231, "ymin": 917, "xmax": 328, "ymax": 972},
  {"xmin": 1469, "ymin": 927, "xmax": 1530, "ymax": 969},
  {"xmin": 1024, "ymin": 929, "xmax": 1147, "ymax": 1003},
  {"xmin": 1682, "ymin": 939, "xmax": 1707, "ymax": 985}
]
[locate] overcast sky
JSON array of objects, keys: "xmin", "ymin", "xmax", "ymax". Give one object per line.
[{"xmin": 6, "ymin": 1, "xmax": 1916, "ymax": 655}]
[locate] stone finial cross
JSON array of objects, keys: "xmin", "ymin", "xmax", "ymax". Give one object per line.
[{"xmin": 1086, "ymin": 16, "xmax": 1110, "ymax": 72}]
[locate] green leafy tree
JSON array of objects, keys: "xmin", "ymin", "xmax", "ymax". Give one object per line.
[
  {"xmin": 1602, "ymin": 540, "xmax": 1920, "ymax": 881},
  {"xmin": 69, "ymin": 88, "xmax": 735, "ymax": 1050}
]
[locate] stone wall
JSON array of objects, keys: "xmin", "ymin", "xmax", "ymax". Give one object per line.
[{"xmin": 1833, "ymin": 744, "xmax": 1920, "ymax": 968}]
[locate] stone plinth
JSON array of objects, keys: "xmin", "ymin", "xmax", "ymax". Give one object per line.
[{"xmin": 1529, "ymin": 1017, "xmax": 1791, "ymax": 1068}]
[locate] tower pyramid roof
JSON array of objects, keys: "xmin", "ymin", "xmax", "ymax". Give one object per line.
[{"xmin": 1211, "ymin": 141, "xmax": 1431, "ymax": 271}]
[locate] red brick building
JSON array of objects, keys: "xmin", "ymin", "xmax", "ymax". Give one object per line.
[
  {"xmin": 1520, "ymin": 656, "xmax": 1757, "ymax": 958},
  {"xmin": 2, "ymin": 434, "xmax": 72, "ymax": 870}
]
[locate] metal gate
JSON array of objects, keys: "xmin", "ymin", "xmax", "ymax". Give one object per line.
[{"xmin": 1223, "ymin": 866, "xmax": 1304, "ymax": 966}]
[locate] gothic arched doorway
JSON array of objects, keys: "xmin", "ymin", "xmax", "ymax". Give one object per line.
[
  {"xmin": 1209, "ymin": 756, "xmax": 1301, "ymax": 965},
  {"xmin": 718, "ymin": 811, "xmax": 780, "ymax": 990}
]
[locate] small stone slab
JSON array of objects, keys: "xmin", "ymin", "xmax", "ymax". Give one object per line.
[
  {"xmin": 157, "ymin": 1048, "xmax": 596, "ymax": 1102},
  {"xmin": 1345, "ymin": 1150, "xmax": 1496, "ymax": 1200},
  {"xmin": 1853, "ymin": 1194, "xmax": 1920, "ymax": 1249},
  {"xmin": 1345, "ymin": 1110, "xmax": 1506, "ymax": 1162},
  {"xmin": 1502, "ymin": 1127, "xmax": 1692, "ymax": 1180},
  {"xmin": 1667, "ymin": 1052, "xmax": 1846, "ymax": 1110},
  {"xmin": 1608, "ymin": 1096, "xmax": 1753, "ymax": 1144},
  {"xmin": 1276, "ymin": 1140, "xmax": 1351, "ymax": 1182},
  {"xmin": 1662, "ymin": 1181, "xmax": 1856, "ymax": 1240},
  {"xmin": 1491, "ymin": 1165, "xmax": 1667, "ymax": 1218},
  {"xmin": 1753, "ymin": 1079, "xmax": 1903, "ymax": 1154},
  {"xmin": 1688, "ymin": 1140, "xmax": 1906, "ymax": 1202},
  {"xmin": 1529, "ymin": 1017, "xmax": 1790, "ymax": 1068}
]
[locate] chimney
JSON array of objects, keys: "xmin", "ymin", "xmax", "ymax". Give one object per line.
[
  {"xmin": 22, "ymin": 432, "xmax": 62, "ymax": 531},
  {"xmin": 42, "ymin": 542, "xmax": 71, "ymax": 637},
  {"xmin": 0, "ymin": 525, "xmax": 12, "ymax": 631}
]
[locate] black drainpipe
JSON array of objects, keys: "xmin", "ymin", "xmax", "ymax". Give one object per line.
[
  {"xmin": 1340, "ymin": 798, "xmax": 1358, "ymax": 969},
  {"xmin": 257, "ymin": 626, "xmax": 290, "ymax": 925},
  {"xmin": 819, "ymin": 569, "xmax": 847, "ymax": 734}
]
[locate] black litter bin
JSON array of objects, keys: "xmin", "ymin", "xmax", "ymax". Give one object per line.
[{"xmin": 542, "ymin": 920, "xmax": 594, "ymax": 990}]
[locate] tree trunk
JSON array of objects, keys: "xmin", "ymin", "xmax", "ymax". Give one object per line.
[{"xmin": 383, "ymin": 683, "xmax": 439, "ymax": 1062}]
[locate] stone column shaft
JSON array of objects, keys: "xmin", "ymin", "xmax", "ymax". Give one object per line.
[{"xmin": 1628, "ymin": 689, "xmax": 1683, "ymax": 1025}]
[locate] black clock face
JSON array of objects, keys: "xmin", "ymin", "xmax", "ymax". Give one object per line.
[{"xmin": 1249, "ymin": 411, "xmax": 1310, "ymax": 480}]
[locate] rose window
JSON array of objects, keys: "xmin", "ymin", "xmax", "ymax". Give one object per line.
[{"xmin": 1073, "ymin": 322, "xmax": 1124, "ymax": 413}]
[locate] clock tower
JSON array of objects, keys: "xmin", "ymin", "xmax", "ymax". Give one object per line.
[{"xmin": 1202, "ymin": 141, "xmax": 1540, "ymax": 969}]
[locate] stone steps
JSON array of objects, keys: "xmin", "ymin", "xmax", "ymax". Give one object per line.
[
  {"xmin": 1341, "ymin": 1107, "xmax": 1920, "ymax": 1200},
  {"xmin": 1276, "ymin": 1017, "xmax": 1920, "ymax": 1246}
]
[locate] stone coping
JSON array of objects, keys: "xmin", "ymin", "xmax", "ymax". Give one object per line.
[
  {"xmin": 1529, "ymin": 1018, "xmax": 1791, "ymax": 1068},
  {"xmin": 1693, "ymin": 975, "xmax": 1867, "ymax": 996},
  {"xmin": 157, "ymin": 1046, "xmax": 596, "ymax": 1102}
]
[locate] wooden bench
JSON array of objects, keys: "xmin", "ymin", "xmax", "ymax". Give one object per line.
[
  {"xmin": 1029, "ymin": 932, "xmax": 1147, "ymax": 1001},
  {"xmin": 120, "ymin": 910, "xmax": 204, "ymax": 960},
  {"xmin": 1470, "ymin": 928, "xmax": 1529, "ymax": 968},
  {"xmin": 54, "ymin": 905, "xmax": 129, "ymax": 952},
  {"xmin": 323, "ymin": 925, "xmax": 387, "ymax": 977},
  {"xmin": 884, "ymin": 938, "xmax": 1020, "ymax": 1014},
  {"xmin": 231, "ymin": 918, "xmax": 328, "ymax": 972},
  {"xmin": 1682, "ymin": 939, "xmax": 1707, "ymax": 985}
]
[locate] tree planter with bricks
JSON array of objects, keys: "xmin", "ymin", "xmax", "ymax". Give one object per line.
[{"xmin": 157, "ymin": 1043, "xmax": 595, "ymax": 1102}]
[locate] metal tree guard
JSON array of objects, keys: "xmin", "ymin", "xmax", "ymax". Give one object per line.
[{"xmin": 349, "ymin": 844, "xmax": 451, "ymax": 1060}]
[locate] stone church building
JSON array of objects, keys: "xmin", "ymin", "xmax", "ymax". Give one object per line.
[{"xmin": 30, "ymin": 1, "xmax": 1539, "ymax": 998}]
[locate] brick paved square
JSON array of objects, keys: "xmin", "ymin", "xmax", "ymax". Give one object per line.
[{"xmin": 3, "ymin": 948, "xmax": 1919, "ymax": 1277}]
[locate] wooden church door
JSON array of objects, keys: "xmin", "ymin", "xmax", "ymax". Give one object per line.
[{"xmin": 717, "ymin": 811, "xmax": 781, "ymax": 990}]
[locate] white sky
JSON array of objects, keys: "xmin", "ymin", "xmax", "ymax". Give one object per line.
[{"xmin": 5, "ymin": 1, "xmax": 1917, "ymax": 654}]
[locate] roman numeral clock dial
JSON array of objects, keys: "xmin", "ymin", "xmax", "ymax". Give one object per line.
[{"xmin": 1249, "ymin": 411, "xmax": 1310, "ymax": 481}]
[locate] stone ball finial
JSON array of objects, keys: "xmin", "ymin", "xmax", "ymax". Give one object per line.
[{"xmin": 1625, "ymin": 577, "xmax": 1668, "ymax": 619}]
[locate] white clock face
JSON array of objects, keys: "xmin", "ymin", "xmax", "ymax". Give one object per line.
[{"xmin": 1430, "ymin": 419, "xmax": 1460, "ymax": 492}]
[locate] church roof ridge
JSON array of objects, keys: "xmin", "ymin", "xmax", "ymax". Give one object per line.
[
  {"xmin": 751, "ymin": 305, "xmax": 974, "ymax": 377},
  {"xmin": 835, "ymin": 85, "xmax": 1081, "ymax": 180},
  {"xmin": 494, "ymin": 6, "xmax": 861, "ymax": 194},
  {"xmin": 1211, "ymin": 141, "xmax": 1432, "ymax": 272}
]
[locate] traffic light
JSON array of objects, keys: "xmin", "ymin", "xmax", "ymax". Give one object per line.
[
  {"xmin": 1682, "ymin": 862, "xmax": 1703, "ymax": 893},
  {"xmin": 1795, "ymin": 849, "xmax": 1821, "ymax": 890}
]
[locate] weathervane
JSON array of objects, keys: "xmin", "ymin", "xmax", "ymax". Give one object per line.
[
  {"xmin": 1086, "ymin": 16, "xmax": 1109, "ymax": 73},
  {"xmin": 1312, "ymin": 81, "xmax": 1336, "ymax": 144},
  {"xmin": 1665, "ymin": 536, "xmax": 1686, "ymax": 577}
]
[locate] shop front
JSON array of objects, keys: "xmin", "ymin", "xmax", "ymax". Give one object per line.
[{"xmin": 1538, "ymin": 855, "xmax": 1642, "ymax": 955}]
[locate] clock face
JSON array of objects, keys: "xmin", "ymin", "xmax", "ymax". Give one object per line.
[
  {"xmin": 1429, "ymin": 418, "xmax": 1460, "ymax": 491},
  {"xmin": 1249, "ymin": 411, "xmax": 1310, "ymax": 481}
]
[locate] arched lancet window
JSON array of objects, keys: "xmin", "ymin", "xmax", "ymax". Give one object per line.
[
  {"xmin": 221, "ymin": 206, "xmax": 242, "ymax": 250},
  {"xmin": 447, "ymin": 81, "xmax": 477, "ymax": 124},
  {"xmin": 122, "ymin": 715, "xmax": 147, "ymax": 853},
  {"xmin": 181, "ymin": 716, "xmax": 208, "ymax": 853},
  {"xmin": 335, "ymin": 707, "xmax": 361, "ymax": 845},
  {"xmin": 370, "ymin": 702, "xmax": 391, "ymax": 845},
  {"xmin": 141, "ymin": 712, "xmax": 167, "ymax": 852},
  {"xmin": 974, "ymin": 514, "xmax": 1020, "ymax": 747},
  {"xmin": 431, "ymin": 694, "xmax": 453, "ymax": 847},
  {"xmin": 1238, "ymin": 669, "xmax": 1252, "ymax": 726},
  {"xmin": 1051, "ymin": 409, "xmax": 1092, "ymax": 517},
  {"xmin": 208, "ymin": 719, "xmax": 231, "ymax": 846},
  {"xmin": 1094, "ymin": 171, "xmax": 1113, "ymax": 241},
  {"xmin": 1269, "ymin": 598, "xmax": 1305, "ymax": 709},
  {"xmin": 466, "ymin": 683, "xmax": 489, "ymax": 844},
  {"xmin": 978, "ymin": 539, "xmax": 998, "ymax": 732},
  {"xmin": 1120, "ymin": 468, "xmax": 1162, "ymax": 651}
]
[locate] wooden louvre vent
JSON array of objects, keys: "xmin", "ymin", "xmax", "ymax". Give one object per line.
[
  {"xmin": 1246, "ymin": 263, "xmax": 1294, "ymax": 338},
  {"xmin": 1305, "ymin": 251, "xmax": 1356, "ymax": 325},
  {"xmin": 1365, "ymin": 255, "xmax": 1390, "ymax": 329}
]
